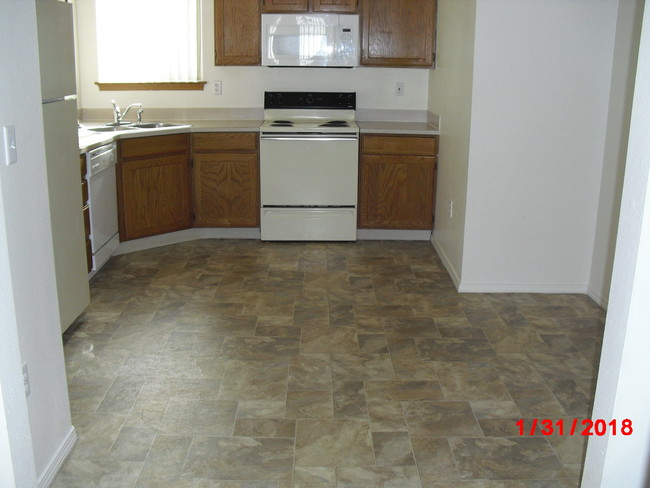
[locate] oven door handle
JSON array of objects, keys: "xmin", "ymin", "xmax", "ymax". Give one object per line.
[{"xmin": 260, "ymin": 134, "xmax": 358, "ymax": 142}]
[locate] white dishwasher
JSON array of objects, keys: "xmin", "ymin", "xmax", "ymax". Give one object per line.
[{"xmin": 86, "ymin": 142, "xmax": 119, "ymax": 276}]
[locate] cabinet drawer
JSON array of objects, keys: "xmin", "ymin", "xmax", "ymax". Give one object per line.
[
  {"xmin": 83, "ymin": 205, "xmax": 91, "ymax": 238},
  {"xmin": 80, "ymin": 154, "xmax": 87, "ymax": 177},
  {"xmin": 120, "ymin": 134, "xmax": 189, "ymax": 160},
  {"xmin": 81, "ymin": 179, "xmax": 89, "ymax": 204},
  {"xmin": 85, "ymin": 238, "xmax": 93, "ymax": 273},
  {"xmin": 192, "ymin": 132, "xmax": 258, "ymax": 153},
  {"xmin": 361, "ymin": 135, "xmax": 437, "ymax": 156}
]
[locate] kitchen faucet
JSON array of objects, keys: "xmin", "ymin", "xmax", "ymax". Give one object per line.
[{"xmin": 110, "ymin": 99, "xmax": 143, "ymax": 125}]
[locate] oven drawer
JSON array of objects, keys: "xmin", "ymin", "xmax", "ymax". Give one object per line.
[
  {"xmin": 260, "ymin": 135, "xmax": 358, "ymax": 205},
  {"xmin": 261, "ymin": 208, "xmax": 357, "ymax": 241}
]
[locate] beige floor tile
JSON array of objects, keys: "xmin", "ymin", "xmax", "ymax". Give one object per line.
[
  {"xmin": 404, "ymin": 401, "xmax": 483, "ymax": 437},
  {"xmin": 158, "ymin": 398, "xmax": 237, "ymax": 436},
  {"xmin": 337, "ymin": 466, "xmax": 421, "ymax": 487},
  {"xmin": 371, "ymin": 431, "xmax": 415, "ymax": 466},
  {"xmin": 286, "ymin": 390, "xmax": 334, "ymax": 419},
  {"xmin": 295, "ymin": 419, "xmax": 374, "ymax": 467},
  {"xmin": 182, "ymin": 436, "xmax": 294, "ymax": 481}
]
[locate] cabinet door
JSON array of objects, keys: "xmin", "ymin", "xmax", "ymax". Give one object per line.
[
  {"xmin": 359, "ymin": 154, "xmax": 435, "ymax": 229},
  {"xmin": 118, "ymin": 154, "xmax": 192, "ymax": 240},
  {"xmin": 193, "ymin": 153, "xmax": 259, "ymax": 227},
  {"xmin": 262, "ymin": 0, "xmax": 309, "ymax": 12},
  {"xmin": 312, "ymin": 0, "xmax": 358, "ymax": 13},
  {"xmin": 215, "ymin": 0, "xmax": 261, "ymax": 65},
  {"xmin": 361, "ymin": 0, "xmax": 436, "ymax": 67}
]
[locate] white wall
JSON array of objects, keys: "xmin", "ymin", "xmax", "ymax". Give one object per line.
[
  {"xmin": 0, "ymin": 0, "xmax": 74, "ymax": 484},
  {"xmin": 0, "ymin": 187, "xmax": 35, "ymax": 488},
  {"xmin": 74, "ymin": 0, "xmax": 430, "ymax": 112},
  {"xmin": 588, "ymin": 0, "xmax": 644, "ymax": 306},
  {"xmin": 428, "ymin": 0, "xmax": 477, "ymax": 286},
  {"xmin": 583, "ymin": 3, "xmax": 650, "ymax": 484},
  {"xmin": 460, "ymin": 0, "xmax": 619, "ymax": 293}
]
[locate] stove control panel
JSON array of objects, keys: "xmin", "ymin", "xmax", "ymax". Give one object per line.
[{"xmin": 264, "ymin": 91, "xmax": 355, "ymax": 110}]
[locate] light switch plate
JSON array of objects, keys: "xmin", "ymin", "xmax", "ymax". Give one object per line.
[{"xmin": 2, "ymin": 125, "xmax": 18, "ymax": 166}]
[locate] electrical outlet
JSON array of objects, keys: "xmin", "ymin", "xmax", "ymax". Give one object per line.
[
  {"xmin": 448, "ymin": 200, "xmax": 454, "ymax": 219},
  {"xmin": 213, "ymin": 81, "xmax": 222, "ymax": 95},
  {"xmin": 23, "ymin": 363, "xmax": 30, "ymax": 397},
  {"xmin": 395, "ymin": 82, "xmax": 405, "ymax": 97}
]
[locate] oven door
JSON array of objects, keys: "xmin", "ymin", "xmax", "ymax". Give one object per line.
[
  {"xmin": 260, "ymin": 132, "xmax": 358, "ymax": 241},
  {"xmin": 260, "ymin": 133, "xmax": 358, "ymax": 206}
]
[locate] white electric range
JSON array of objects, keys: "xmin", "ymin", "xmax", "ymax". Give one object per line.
[{"xmin": 259, "ymin": 91, "xmax": 359, "ymax": 241}]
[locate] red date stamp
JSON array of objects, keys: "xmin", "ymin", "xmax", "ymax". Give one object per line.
[{"xmin": 516, "ymin": 418, "xmax": 634, "ymax": 436}]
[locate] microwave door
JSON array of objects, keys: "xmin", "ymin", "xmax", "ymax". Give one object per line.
[
  {"xmin": 266, "ymin": 29, "xmax": 301, "ymax": 66},
  {"xmin": 301, "ymin": 23, "xmax": 337, "ymax": 66},
  {"xmin": 265, "ymin": 23, "xmax": 337, "ymax": 66}
]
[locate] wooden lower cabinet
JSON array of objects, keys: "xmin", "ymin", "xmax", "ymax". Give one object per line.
[
  {"xmin": 117, "ymin": 134, "xmax": 192, "ymax": 241},
  {"xmin": 358, "ymin": 134, "xmax": 437, "ymax": 230},
  {"xmin": 192, "ymin": 132, "xmax": 259, "ymax": 227},
  {"xmin": 80, "ymin": 154, "xmax": 92, "ymax": 272}
]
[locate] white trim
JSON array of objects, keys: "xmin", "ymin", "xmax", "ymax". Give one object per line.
[
  {"xmin": 37, "ymin": 426, "xmax": 76, "ymax": 488},
  {"xmin": 587, "ymin": 285, "xmax": 609, "ymax": 309},
  {"xmin": 356, "ymin": 229, "xmax": 432, "ymax": 241},
  {"xmin": 458, "ymin": 281, "xmax": 589, "ymax": 294},
  {"xmin": 114, "ymin": 228, "xmax": 261, "ymax": 255},
  {"xmin": 113, "ymin": 228, "xmax": 434, "ymax": 256},
  {"xmin": 431, "ymin": 237, "xmax": 461, "ymax": 289}
]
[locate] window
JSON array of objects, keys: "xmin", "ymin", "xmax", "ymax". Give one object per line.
[{"xmin": 95, "ymin": 0, "xmax": 201, "ymax": 86}]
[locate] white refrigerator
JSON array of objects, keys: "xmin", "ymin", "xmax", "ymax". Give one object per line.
[{"xmin": 36, "ymin": 0, "xmax": 90, "ymax": 332}]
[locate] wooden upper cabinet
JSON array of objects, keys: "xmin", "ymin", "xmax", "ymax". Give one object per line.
[
  {"xmin": 215, "ymin": 0, "xmax": 261, "ymax": 65},
  {"xmin": 361, "ymin": 0, "xmax": 437, "ymax": 67},
  {"xmin": 312, "ymin": 0, "xmax": 358, "ymax": 13},
  {"xmin": 262, "ymin": 0, "xmax": 309, "ymax": 12}
]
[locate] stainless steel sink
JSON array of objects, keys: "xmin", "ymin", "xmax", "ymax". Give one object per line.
[
  {"xmin": 133, "ymin": 122, "xmax": 181, "ymax": 129},
  {"xmin": 87, "ymin": 122, "xmax": 183, "ymax": 133},
  {"xmin": 88, "ymin": 126, "xmax": 138, "ymax": 132}
]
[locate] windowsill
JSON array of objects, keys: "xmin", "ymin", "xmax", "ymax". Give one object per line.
[{"xmin": 95, "ymin": 82, "xmax": 207, "ymax": 91}]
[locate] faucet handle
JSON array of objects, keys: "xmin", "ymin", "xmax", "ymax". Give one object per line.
[
  {"xmin": 111, "ymin": 99, "xmax": 121, "ymax": 124},
  {"xmin": 137, "ymin": 107, "xmax": 144, "ymax": 124}
]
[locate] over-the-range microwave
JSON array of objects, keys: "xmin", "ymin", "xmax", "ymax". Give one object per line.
[{"xmin": 261, "ymin": 13, "xmax": 360, "ymax": 68}]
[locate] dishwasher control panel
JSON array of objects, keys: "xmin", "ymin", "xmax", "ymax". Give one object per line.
[{"xmin": 86, "ymin": 142, "xmax": 117, "ymax": 177}]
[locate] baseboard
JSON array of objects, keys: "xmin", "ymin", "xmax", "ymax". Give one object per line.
[
  {"xmin": 357, "ymin": 229, "xmax": 432, "ymax": 241},
  {"xmin": 113, "ymin": 228, "xmax": 434, "ymax": 256},
  {"xmin": 114, "ymin": 228, "xmax": 261, "ymax": 255},
  {"xmin": 587, "ymin": 285, "xmax": 609, "ymax": 309},
  {"xmin": 431, "ymin": 237, "xmax": 461, "ymax": 289},
  {"xmin": 458, "ymin": 281, "xmax": 590, "ymax": 294},
  {"xmin": 38, "ymin": 426, "xmax": 76, "ymax": 488}
]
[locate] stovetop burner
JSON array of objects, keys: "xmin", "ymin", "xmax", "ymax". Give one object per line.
[
  {"xmin": 319, "ymin": 120, "xmax": 349, "ymax": 127},
  {"xmin": 262, "ymin": 92, "xmax": 358, "ymax": 134}
]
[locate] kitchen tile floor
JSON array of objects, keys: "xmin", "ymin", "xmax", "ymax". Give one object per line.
[{"xmin": 53, "ymin": 239, "xmax": 605, "ymax": 488}]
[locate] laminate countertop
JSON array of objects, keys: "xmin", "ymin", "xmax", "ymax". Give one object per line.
[{"xmin": 78, "ymin": 117, "xmax": 440, "ymax": 153}]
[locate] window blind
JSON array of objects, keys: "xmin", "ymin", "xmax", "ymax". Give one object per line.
[{"xmin": 95, "ymin": 0, "xmax": 200, "ymax": 83}]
